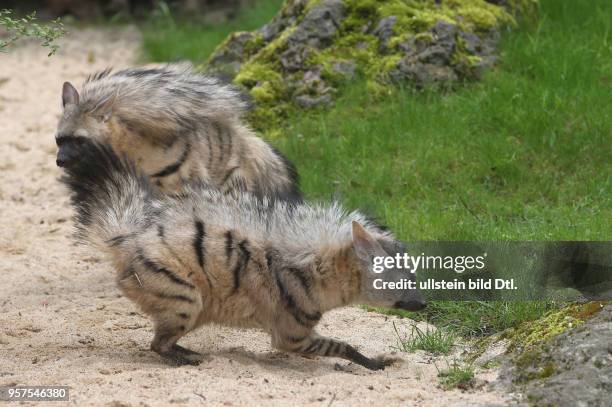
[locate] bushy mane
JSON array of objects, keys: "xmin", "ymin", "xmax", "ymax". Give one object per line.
[{"xmin": 79, "ymin": 63, "xmax": 250, "ymax": 139}]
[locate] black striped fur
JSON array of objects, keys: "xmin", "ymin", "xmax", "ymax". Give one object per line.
[{"xmin": 61, "ymin": 139, "xmax": 425, "ymax": 370}]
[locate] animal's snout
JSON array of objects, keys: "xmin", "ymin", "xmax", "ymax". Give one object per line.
[
  {"xmin": 56, "ymin": 147, "xmax": 73, "ymax": 167},
  {"xmin": 56, "ymin": 138, "xmax": 83, "ymax": 168},
  {"xmin": 394, "ymin": 300, "xmax": 427, "ymax": 312}
]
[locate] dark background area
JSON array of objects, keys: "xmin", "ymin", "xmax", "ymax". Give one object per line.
[{"xmin": 0, "ymin": 0, "xmax": 249, "ymax": 19}]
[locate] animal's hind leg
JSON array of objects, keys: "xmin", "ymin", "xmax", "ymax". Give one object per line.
[
  {"xmin": 276, "ymin": 333, "xmax": 397, "ymax": 371},
  {"xmin": 118, "ymin": 269, "xmax": 204, "ymax": 366},
  {"xmin": 148, "ymin": 300, "xmax": 204, "ymax": 366},
  {"xmin": 150, "ymin": 320, "xmax": 204, "ymax": 366}
]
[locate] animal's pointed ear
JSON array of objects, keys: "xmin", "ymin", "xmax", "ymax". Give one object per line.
[
  {"xmin": 352, "ymin": 221, "xmax": 385, "ymax": 261},
  {"xmin": 62, "ymin": 82, "xmax": 79, "ymax": 107}
]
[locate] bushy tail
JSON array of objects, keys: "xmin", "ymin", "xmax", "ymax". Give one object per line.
[{"xmin": 60, "ymin": 140, "xmax": 154, "ymax": 254}]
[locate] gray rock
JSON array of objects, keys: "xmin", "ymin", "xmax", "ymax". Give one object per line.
[
  {"xmin": 280, "ymin": 44, "xmax": 312, "ymax": 72},
  {"xmin": 294, "ymin": 93, "xmax": 333, "ymax": 108},
  {"xmin": 398, "ymin": 21, "xmax": 457, "ymax": 66},
  {"xmin": 259, "ymin": 19, "xmax": 284, "ymax": 42},
  {"xmin": 207, "ymin": 32, "xmax": 257, "ymax": 78},
  {"xmin": 294, "ymin": 67, "xmax": 333, "ymax": 97},
  {"xmin": 286, "ymin": 0, "xmax": 345, "ymax": 49},
  {"xmin": 455, "ymin": 29, "xmax": 500, "ymax": 78},
  {"xmin": 460, "ymin": 31, "xmax": 485, "ymax": 55},
  {"xmin": 432, "ymin": 20, "xmax": 458, "ymax": 39},
  {"xmin": 416, "ymin": 44, "xmax": 455, "ymax": 65},
  {"xmin": 391, "ymin": 59, "xmax": 458, "ymax": 87},
  {"xmin": 373, "ymin": 16, "xmax": 397, "ymax": 49},
  {"xmin": 507, "ymin": 305, "xmax": 612, "ymax": 407},
  {"xmin": 430, "ymin": 21, "xmax": 459, "ymax": 60},
  {"xmin": 206, "ymin": 2, "xmax": 510, "ymax": 115},
  {"xmin": 301, "ymin": 67, "xmax": 324, "ymax": 85}
]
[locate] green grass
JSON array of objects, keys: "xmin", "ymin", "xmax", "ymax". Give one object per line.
[
  {"xmin": 277, "ymin": 0, "xmax": 611, "ymax": 241},
  {"xmin": 392, "ymin": 321, "xmax": 455, "ymax": 355},
  {"xmin": 370, "ymin": 300, "xmax": 558, "ymax": 337},
  {"xmin": 141, "ymin": 0, "xmax": 284, "ymax": 62},
  {"xmin": 436, "ymin": 359, "xmax": 475, "ymax": 390},
  {"xmin": 273, "ymin": 0, "xmax": 610, "ymax": 334}
]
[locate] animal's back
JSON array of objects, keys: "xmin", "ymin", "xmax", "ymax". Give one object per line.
[{"xmin": 57, "ymin": 63, "xmax": 302, "ymax": 200}]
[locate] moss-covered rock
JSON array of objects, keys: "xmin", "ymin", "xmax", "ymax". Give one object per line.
[
  {"xmin": 499, "ymin": 302, "xmax": 611, "ymax": 406},
  {"xmin": 501, "ymin": 302, "xmax": 608, "ymax": 384},
  {"xmin": 206, "ymin": 0, "xmax": 538, "ymax": 132}
]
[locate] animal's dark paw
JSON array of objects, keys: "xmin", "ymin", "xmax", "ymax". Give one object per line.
[
  {"xmin": 164, "ymin": 352, "xmax": 203, "ymax": 366},
  {"xmin": 159, "ymin": 345, "xmax": 205, "ymax": 366},
  {"xmin": 367, "ymin": 356, "xmax": 401, "ymax": 371},
  {"xmin": 171, "ymin": 344, "xmax": 202, "ymax": 357}
]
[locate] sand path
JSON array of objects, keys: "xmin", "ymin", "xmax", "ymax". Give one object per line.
[{"xmin": 0, "ymin": 27, "xmax": 511, "ymax": 406}]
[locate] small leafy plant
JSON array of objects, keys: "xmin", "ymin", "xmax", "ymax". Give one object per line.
[{"xmin": 0, "ymin": 9, "xmax": 65, "ymax": 55}]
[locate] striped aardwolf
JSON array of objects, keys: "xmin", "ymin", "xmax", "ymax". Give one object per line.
[
  {"xmin": 60, "ymin": 139, "xmax": 426, "ymax": 371},
  {"xmin": 55, "ymin": 63, "xmax": 300, "ymax": 201}
]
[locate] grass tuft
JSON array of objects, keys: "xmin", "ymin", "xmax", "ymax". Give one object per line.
[
  {"xmin": 392, "ymin": 321, "xmax": 455, "ymax": 355},
  {"xmin": 436, "ymin": 359, "xmax": 475, "ymax": 390}
]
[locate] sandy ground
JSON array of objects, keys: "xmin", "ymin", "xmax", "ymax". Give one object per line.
[{"xmin": 0, "ymin": 27, "xmax": 513, "ymax": 406}]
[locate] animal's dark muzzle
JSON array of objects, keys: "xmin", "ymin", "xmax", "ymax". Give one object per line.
[
  {"xmin": 56, "ymin": 152, "xmax": 73, "ymax": 168},
  {"xmin": 56, "ymin": 140, "xmax": 81, "ymax": 168}
]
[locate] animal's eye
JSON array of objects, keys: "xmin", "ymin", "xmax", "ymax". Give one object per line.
[{"xmin": 56, "ymin": 134, "xmax": 71, "ymax": 146}]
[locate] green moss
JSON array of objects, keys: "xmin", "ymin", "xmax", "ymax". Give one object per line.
[
  {"xmin": 303, "ymin": 0, "xmax": 325, "ymax": 14},
  {"xmin": 452, "ymin": 52, "xmax": 483, "ymax": 78},
  {"xmin": 377, "ymin": 0, "xmax": 515, "ymax": 36},
  {"xmin": 367, "ymin": 53, "xmax": 402, "ymax": 84},
  {"xmin": 451, "ymin": 0, "xmax": 516, "ymax": 31},
  {"xmin": 235, "ymin": 61, "xmax": 282, "ymax": 87},
  {"xmin": 235, "ymin": 60, "xmax": 290, "ymax": 131},
  {"xmin": 463, "ymin": 302, "xmax": 605, "ymax": 382},
  {"xmin": 505, "ymin": 302, "xmax": 606, "ymax": 383},
  {"xmin": 505, "ymin": 302, "xmax": 605, "ymax": 353},
  {"xmin": 250, "ymin": 81, "xmax": 277, "ymax": 102},
  {"xmin": 506, "ymin": 306, "xmax": 581, "ymax": 352},
  {"xmin": 378, "ymin": 0, "xmax": 413, "ymax": 18},
  {"xmin": 235, "ymin": 60, "xmax": 286, "ymax": 103},
  {"xmin": 331, "ymin": 32, "xmax": 378, "ymax": 65},
  {"xmin": 243, "ymin": 32, "xmax": 266, "ymax": 56}
]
